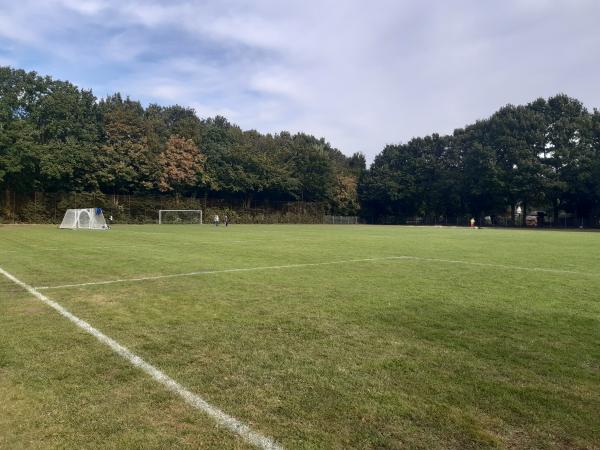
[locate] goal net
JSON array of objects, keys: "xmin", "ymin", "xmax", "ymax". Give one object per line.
[
  {"xmin": 59, "ymin": 208, "xmax": 109, "ymax": 230},
  {"xmin": 323, "ymin": 215, "xmax": 359, "ymax": 224},
  {"xmin": 158, "ymin": 209, "xmax": 203, "ymax": 224}
]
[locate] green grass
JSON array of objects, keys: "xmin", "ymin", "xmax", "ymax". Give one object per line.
[{"xmin": 1, "ymin": 224, "xmax": 599, "ymax": 449}]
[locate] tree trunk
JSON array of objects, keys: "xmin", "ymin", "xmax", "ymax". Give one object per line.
[
  {"xmin": 244, "ymin": 192, "xmax": 253, "ymax": 209},
  {"xmin": 4, "ymin": 189, "xmax": 11, "ymax": 218}
]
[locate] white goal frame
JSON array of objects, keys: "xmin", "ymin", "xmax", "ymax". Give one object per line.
[
  {"xmin": 323, "ymin": 215, "xmax": 359, "ymax": 224},
  {"xmin": 158, "ymin": 209, "xmax": 203, "ymax": 225}
]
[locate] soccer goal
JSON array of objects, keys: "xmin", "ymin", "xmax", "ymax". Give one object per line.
[
  {"xmin": 59, "ymin": 208, "xmax": 109, "ymax": 230},
  {"xmin": 323, "ymin": 215, "xmax": 359, "ymax": 224},
  {"xmin": 158, "ymin": 209, "xmax": 203, "ymax": 225}
]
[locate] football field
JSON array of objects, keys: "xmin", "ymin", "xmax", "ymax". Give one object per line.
[{"xmin": 1, "ymin": 224, "xmax": 599, "ymax": 449}]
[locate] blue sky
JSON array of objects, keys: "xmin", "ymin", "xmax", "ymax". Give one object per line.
[{"xmin": 1, "ymin": 0, "xmax": 599, "ymax": 161}]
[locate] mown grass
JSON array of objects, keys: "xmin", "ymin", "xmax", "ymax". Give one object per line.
[
  {"xmin": 0, "ymin": 278, "xmax": 250, "ymax": 450},
  {"xmin": 1, "ymin": 224, "xmax": 599, "ymax": 449}
]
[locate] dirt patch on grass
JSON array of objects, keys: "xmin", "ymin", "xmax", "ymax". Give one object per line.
[
  {"xmin": 18, "ymin": 303, "xmax": 48, "ymax": 315},
  {"xmin": 84, "ymin": 293, "xmax": 117, "ymax": 306}
]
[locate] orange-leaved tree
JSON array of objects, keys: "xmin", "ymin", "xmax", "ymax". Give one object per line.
[{"xmin": 158, "ymin": 135, "xmax": 208, "ymax": 197}]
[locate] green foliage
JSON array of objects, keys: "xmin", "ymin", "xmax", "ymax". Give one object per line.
[
  {"xmin": 0, "ymin": 190, "xmax": 328, "ymax": 224},
  {"xmin": 360, "ymin": 95, "xmax": 600, "ymax": 223},
  {"xmin": 0, "ymin": 67, "xmax": 358, "ymax": 215},
  {"xmin": 3, "ymin": 66, "xmax": 600, "ymax": 223}
]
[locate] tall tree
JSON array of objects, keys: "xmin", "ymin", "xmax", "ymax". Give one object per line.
[
  {"xmin": 358, "ymin": 143, "xmax": 421, "ymax": 222},
  {"xmin": 33, "ymin": 80, "xmax": 102, "ymax": 191},
  {"xmin": 456, "ymin": 124, "xmax": 504, "ymax": 220},
  {"xmin": 157, "ymin": 135, "xmax": 208, "ymax": 195},
  {"xmin": 486, "ymin": 104, "xmax": 547, "ymax": 223},
  {"xmin": 0, "ymin": 67, "xmax": 48, "ymax": 194},
  {"xmin": 97, "ymin": 94, "xmax": 157, "ymax": 193},
  {"xmin": 288, "ymin": 134, "xmax": 336, "ymax": 202},
  {"xmin": 538, "ymin": 95, "xmax": 592, "ymax": 220}
]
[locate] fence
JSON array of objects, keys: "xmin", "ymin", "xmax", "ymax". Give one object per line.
[
  {"xmin": 0, "ymin": 191, "xmax": 328, "ymax": 225},
  {"xmin": 3, "ymin": 191, "xmax": 599, "ymax": 228},
  {"xmin": 382, "ymin": 214, "xmax": 600, "ymax": 229}
]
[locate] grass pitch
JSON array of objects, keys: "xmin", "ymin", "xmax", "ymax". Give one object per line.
[{"xmin": 1, "ymin": 224, "xmax": 599, "ymax": 449}]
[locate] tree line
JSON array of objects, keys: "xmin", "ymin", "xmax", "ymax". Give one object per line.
[
  {"xmin": 2, "ymin": 66, "xmax": 600, "ymax": 225},
  {"xmin": 0, "ymin": 67, "xmax": 365, "ymax": 216},
  {"xmin": 359, "ymin": 95, "xmax": 600, "ymax": 225}
]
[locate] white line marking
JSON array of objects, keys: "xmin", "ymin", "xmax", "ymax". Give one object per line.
[
  {"xmin": 3, "ymin": 244, "xmax": 141, "ymax": 252},
  {"xmin": 4, "ymin": 241, "xmax": 252, "ymax": 253},
  {"xmin": 35, "ymin": 257, "xmax": 400, "ymax": 290},
  {"xmin": 0, "ymin": 266, "xmax": 283, "ymax": 450},
  {"xmin": 35, "ymin": 255, "xmax": 595, "ymax": 290},
  {"xmin": 3, "ymin": 235, "xmax": 317, "ymax": 255},
  {"xmin": 34, "ymin": 245, "xmax": 140, "ymax": 251},
  {"xmin": 408, "ymin": 256, "xmax": 592, "ymax": 275}
]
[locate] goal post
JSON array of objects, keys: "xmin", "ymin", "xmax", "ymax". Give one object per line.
[
  {"xmin": 59, "ymin": 208, "xmax": 109, "ymax": 230},
  {"xmin": 323, "ymin": 215, "xmax": 359, "ymax": 224},
  {"xmin": 158, "ymin": 209, "xmax": 203, "ymax": 225}
]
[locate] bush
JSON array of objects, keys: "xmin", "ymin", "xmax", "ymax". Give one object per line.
[{"xmin": 1, "ymin": 191, "xmax": 327, "ymax": 224}]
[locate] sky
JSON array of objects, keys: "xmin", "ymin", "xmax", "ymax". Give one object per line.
[{"xmin": 0, "ymin": 0, "xmax": 599, "ymax": 162}]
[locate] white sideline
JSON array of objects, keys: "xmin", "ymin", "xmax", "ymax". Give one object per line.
[
  {"xmin": 34, "ymin": 255, "xmax": 593, "ymax": 291},
  {"xmin": 0, "ymin": 266, "xmax": 283, "ymax": 450}
]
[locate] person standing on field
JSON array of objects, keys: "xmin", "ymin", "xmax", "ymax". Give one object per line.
[
  {"xmin": 214, "ymin": 214, "xmax": 220, "ymax": 226},
  {"xmin": 470, "ymin": 217, "xmax": 475, "ymax": 228},
  {"xmin": 224, "ymin": 214, "xmax": 229, "ymax": 227}
]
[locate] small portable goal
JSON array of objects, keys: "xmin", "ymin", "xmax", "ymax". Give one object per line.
[
  {"xmin": 158, "ymin": 210, "xmax": 203, "ymax": 225},
  {"xmin": 59, "ymin": 208, "xmax": 109, "ymax": 230}
]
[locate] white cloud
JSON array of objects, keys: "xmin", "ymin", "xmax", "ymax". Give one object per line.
[
  {"xmin": 1, "ymin": 0, "xmax": 599, "ymax": 162},
  {"xmin": 0, "ymin": 13, "xmax": 40, "ymax": 44},
  {"xmin": 57, "ymin": 0, "xmax": 107, "ymax": 15},
  {"xmin": 150, "ymin": 83, "xmax": 190, "ymax": 102}
]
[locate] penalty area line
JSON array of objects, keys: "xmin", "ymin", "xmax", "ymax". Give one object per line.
[
  {"xmin": 34, "ymin": 255, "xmax": 595, "ymax": 291},
  {"xmin": 0, "ymin": 265, "xmax": 283, "ymax": 450}
]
